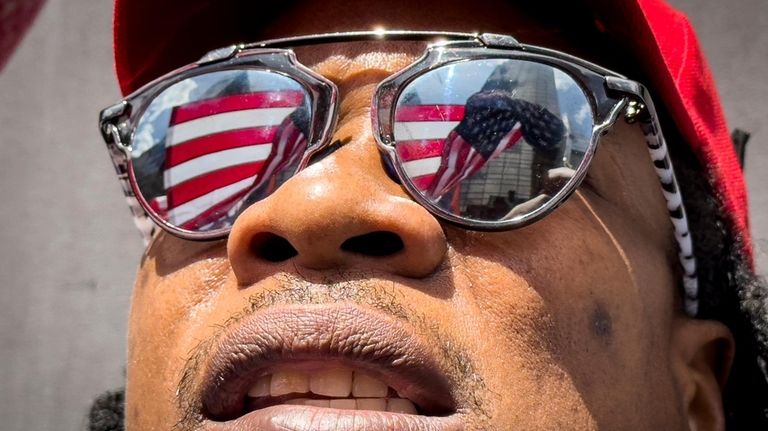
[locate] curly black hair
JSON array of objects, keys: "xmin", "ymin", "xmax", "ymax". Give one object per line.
[
  {"xmin": 669, "ymin": 128, "xmax": 768, "ymax": 428},
  {"xmin": 88, "ymin": 389, "xmax": 124, "ymax": 431}
]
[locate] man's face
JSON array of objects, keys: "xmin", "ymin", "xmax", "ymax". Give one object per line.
[{"xmin": 123, "ymin": 1, "xmax": 717, "ymax": 429}]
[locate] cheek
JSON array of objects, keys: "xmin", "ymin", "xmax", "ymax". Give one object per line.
[
  {"xmin": 448, "ymin": 193, "xmax": 676, "ymax": 427},
  {"xmin": 454, "ymin": 195, "xmax": 639, "ymax": 352},
  {"xmin": 126, "ymin": 249, "xmax": 231, "ymax": 428}
]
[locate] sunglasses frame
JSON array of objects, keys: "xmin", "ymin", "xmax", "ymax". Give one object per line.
[
  {"xmin": 100, "ymin": 49, "xmax": 339, "ymax": 241},
  {"xmin": 99, "ymin": 31, "xmax": 699, "ymax": 314},
  {"xmin": 373, "ymin": 36, "xmax": 631, "ymax": 231}
]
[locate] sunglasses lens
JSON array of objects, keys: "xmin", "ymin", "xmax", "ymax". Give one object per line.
[
  {"xmin": 393, "ymin": 59, "xmax": 594, "ymax": 224},
  {"xmin": 131, "ymin": 69, "xmax": 311, "ymax": 233}
]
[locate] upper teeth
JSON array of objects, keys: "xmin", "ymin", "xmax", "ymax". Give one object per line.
[{"xmin": 247, "ymin": 368, "xmax": 417, "ymax": 413}]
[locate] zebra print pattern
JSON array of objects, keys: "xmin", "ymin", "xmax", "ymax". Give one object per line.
[{"xmin": 634, "ymin": 111, "xmax": 699, "ymax": 316}]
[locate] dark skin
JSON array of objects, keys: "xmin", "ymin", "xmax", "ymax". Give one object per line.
[{"xmin": 123, "ymin": 0, "xmax": 735, "ymax": 429}]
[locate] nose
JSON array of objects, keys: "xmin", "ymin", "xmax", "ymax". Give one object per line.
[{"xmin": 227, "ymin": 128, "xmax": 448, "ymax": 285}]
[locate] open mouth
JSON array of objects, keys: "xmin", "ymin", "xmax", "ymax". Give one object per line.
[{"xmin": 198, "ymin": 304, "xmax": 465, "ymax": 431}]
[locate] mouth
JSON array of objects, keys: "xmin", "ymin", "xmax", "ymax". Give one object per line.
[{"xmin": 198, "ymin": 304, "xmax": 464, "ymax": 431}]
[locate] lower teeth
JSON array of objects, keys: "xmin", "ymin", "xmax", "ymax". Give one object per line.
[{"xmin": 283, "ymin": 397, "xmax": 417, "ymax": 413}]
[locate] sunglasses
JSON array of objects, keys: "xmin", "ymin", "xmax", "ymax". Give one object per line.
[{"xmin": 99, "ymin": 30, "xmax": 699, "ymax": 313}]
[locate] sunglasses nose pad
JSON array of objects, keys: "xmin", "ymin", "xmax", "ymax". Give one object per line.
[
  {"xmin": 303, "ymin": 137, "xmax": 349, "ymax": 167},
  {"xmin": 381, "ymin": 153, "xmax": 401, "ymax": 184}
]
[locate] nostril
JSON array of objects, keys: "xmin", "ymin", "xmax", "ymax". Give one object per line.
[
  {"xmin": 341, "ymin": 231, "xmax": 404, "ymax": 257},
  {"xmin": 250, "ymin": 233, "xmax": 298, "ymax": 262}
]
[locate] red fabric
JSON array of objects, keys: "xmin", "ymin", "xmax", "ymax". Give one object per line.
[
  {"xmin": 643, "ymin": 0, "xmax": 752, "ymax": 264},
  {"xmin": 112, "ymin": 0, "xmax": 753, "ymax": 264},
  {"xmin": 0, "ymin": 0, "xmax": 46, "ymax": 71},
  {"xmin": 114, "ymin": 0, "xmax": 251, "ymax": 96},
  {"xmin": 593, "ymin": 0, "xmax": 752, "ymax": 264}
]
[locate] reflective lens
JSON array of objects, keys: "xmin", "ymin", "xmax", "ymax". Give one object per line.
[
  {"xmin": 131, "ymin": 70, "xmax": 311, "ymax": 233},
  {"xmin": 393, "ymin": 59, "xmax": 594, "ymax": 223}
]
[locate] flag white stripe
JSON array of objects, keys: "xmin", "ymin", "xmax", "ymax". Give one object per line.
[
  {"xmin": 394, "ymin": 121, "xmax": 459, "ymax": 140},
  {"xmin": 403, "ymin": 157, "xmax": 441, "ymax": 178},
  {"xmin": 164, "ymin": 144, "xmax": 271, "ymax": 187},
  {"xmin": 167, "ymin": 176, "xmax": 254, "ymax": 226},
  {"xmin": 167, "ymin": 107, "xmax": 296, "ymax": 146}
]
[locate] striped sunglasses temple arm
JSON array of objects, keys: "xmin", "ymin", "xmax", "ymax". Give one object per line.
[{"xmin": 629, "ymin": 101, "xmax": 699, "ymax": 316}]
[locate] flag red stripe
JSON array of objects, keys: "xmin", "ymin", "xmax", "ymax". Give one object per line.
[
  {"xmin": 170, "ymin": 90, "xmax": 305, "ymax": 125},
  {"xmin": 148, "ymin": 197, "xmax": 167, "ymax": 216},
  {"xmin": 395, "ymin": 105, "xmax": 465, "ymax": 122},
  {"xmin": 165, "ymin": 126, "xmax": 277, "ymax": 168},
  {"xmin": 179, "ymin": 189, "xmax": 250, "ymax": 231},
  {"xmin": 396, "ymin": 139, "xmax": 444, "ymax": 161},
  {"xmin": 412, "ymin": 175, "xmax": 435, "ymax": 190},
  {"xmin": 509, "ymin": 127, "xmax": 523, "ymax": 146},
  {"xmin": 166, "ymin": 161, "xmax": 263, "ymax": 208}
]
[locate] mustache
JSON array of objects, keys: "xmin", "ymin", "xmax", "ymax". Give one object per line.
[
  {"xmin": 246, "ymin": 271, "xmax": 413, "ymax": 318},
  {"xmin": 172, "ymin": 272, "xmax": 490, "ymax": 430}
]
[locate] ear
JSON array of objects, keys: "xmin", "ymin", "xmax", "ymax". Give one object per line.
[{"xmin": 670, "ymin": 317, "xmax": 735, "ymax": 431}]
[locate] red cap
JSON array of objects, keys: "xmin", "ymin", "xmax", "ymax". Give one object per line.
[{"xmin": 112, "ymin": 0, "xmax": 753, "ymax": 264}]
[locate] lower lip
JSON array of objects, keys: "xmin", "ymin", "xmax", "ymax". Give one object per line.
[{"xmin": 203, "ymin": 404, "xmax": 464, "ymax": 431}]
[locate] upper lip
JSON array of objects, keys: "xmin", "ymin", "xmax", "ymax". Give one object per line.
[{"xmin": 199, "ymin": 304, "xmax": 457, "ymax": 421}]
